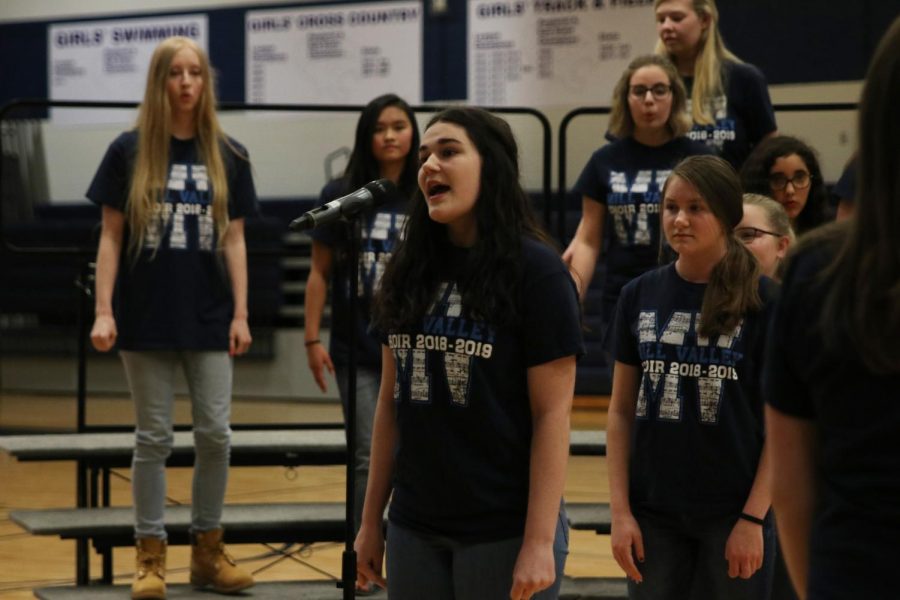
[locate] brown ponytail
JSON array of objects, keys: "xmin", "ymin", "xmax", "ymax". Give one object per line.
[{"xmin": 664, "ymin": 155, "xmax": 761, "ymax": 337}]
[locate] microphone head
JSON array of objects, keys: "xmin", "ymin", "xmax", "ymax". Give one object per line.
[{"xmin": 364, "ymin": 178, "xmax": 398, "ymax": 208}]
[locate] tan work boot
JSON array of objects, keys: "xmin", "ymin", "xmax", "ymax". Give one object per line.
[
  {"xmin": 132, "ymin": 537, "xmax": 166, "ymax": 600},
  {"xmin": 190, "ymin": 528, "xmax": 255, "ymax": 593}
]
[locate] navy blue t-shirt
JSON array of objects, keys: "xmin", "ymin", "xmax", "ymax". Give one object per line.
[
  {"xmin": 683, "ymin": 61, "xmax": 777, "ymax": 169},
  {"xmin": 385, "ymin": 238, "xmax": 584, "ymax": 542},
  {"xmin": 833, "ymin": 156, "xmax": 857, "ymax": 204},
  {"xmin": 308, "ymin": 178, "xmax": 409, "ymax": 367},
  {"xmin": 573, "ymin": 136, "xmax": 713, "ymax": 322},
  {"xmin": 613, "ymin": 264, "xmax": 774, "ymax": 518},
  {"xmin": 86, "ymin": 131, "xmax": 258, "ymax": 350},
  {"xmin": 765, "ymin": 241, "xmax": 900, "ymax": 599}
]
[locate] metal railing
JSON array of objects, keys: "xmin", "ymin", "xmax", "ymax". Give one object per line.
[{"xmin": 0, "ymin": 98, "xmax": 554, "ymax": 254}]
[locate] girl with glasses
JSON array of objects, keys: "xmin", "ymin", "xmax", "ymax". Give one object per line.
[
  {"xmin": 738, "ymin": 194, "xmax": 796, "ymax": 600},
  {"xmin": 735, "ymin": 194, "xmax": 794, "ymax": 281},
  {"xmin": 607, "ymin": 155, "xmax": 776, "ymax": 600},
  {"xmin": 654, "ymin": 0, "xmax": 778, "ymax": 168},
  {"xmin": 740, "ymin": 135, "xmax": 830, "ymax": 235},
  {"xmin": 564, "ymin": 55, "xmax": 712, "ymax": 359}
]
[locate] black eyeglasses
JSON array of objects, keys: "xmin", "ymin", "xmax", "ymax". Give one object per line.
[
  {"xmin": 629, "ymin": 84, "xmax": 672, "ymax": 100},
  {"xmin": 769, "ymin": 172, "xmax": 811, "ymax": 191},
  {"xmin": 735, "ymin": 227, "xmax": 782, "ymax": 243}
]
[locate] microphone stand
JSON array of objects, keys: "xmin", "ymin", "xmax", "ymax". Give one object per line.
[
  {"xmin": 340, "ymin": 214, "xmax": 361, "ymax": 600},
  {"xmin": 290, "ymin": 181, "xmax": 392, "ymax": 599}
]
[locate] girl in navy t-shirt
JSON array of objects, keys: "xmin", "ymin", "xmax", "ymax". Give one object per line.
[
  {"xmin": 302, "ymin": 94, "xmax": 419, "ymax": 544},
  {"xmin": 354, "ymin": 108, "xmax": 583, "ymax": 600},
  {"xmin": 87, "ymin": 36, "xmax": 257, "ymax": 599},
  {"xmin": 565, "ymin": 54, "xmax": 711, "ymax": 346},
  {"xmin": 654, "ymin": 0, "xmax": 777, "ymax": 168},
  {"xmin": 608, "ymin": 155, "xmax": 775, "ymax": 599}
]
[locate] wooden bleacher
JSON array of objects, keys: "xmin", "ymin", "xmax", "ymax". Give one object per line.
[
  {"xmin": 9, "ymin": 502, "xmax": 611, "ymax": 564},
  {"xmin": 0, "ymin": 429, "xmax": 348, "ymax": 467},
  {"xmin": 10, "ymin": 503, "xmax": 350, "ymax": 548},
  {"xmin": 1, "ymin": 428, "xmax": 615, "ymax": 595},
  {"xmin": 0, "ymin": 429, "xmax": 604, "ymax": 465},
  {"xmin": 31, "ymin": 577, "xmax": 628, "ymax": 599}
]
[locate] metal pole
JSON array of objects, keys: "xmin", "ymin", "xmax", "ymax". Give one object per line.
[{"xmin": 341, "ymin": 217, "xmax": 360, "ymax": 600}]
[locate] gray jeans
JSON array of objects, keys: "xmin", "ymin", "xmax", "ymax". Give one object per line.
[
  {"xmin": 120, "ymin": 350, "xmax": 233, "ymax": 540},
  {"xmin": 385, "ymin": 504, "xmax": 569, "ymax": 600},
  {"xmin": 335, "ymin": 364, "xmax": 380, "ymax": 532}
]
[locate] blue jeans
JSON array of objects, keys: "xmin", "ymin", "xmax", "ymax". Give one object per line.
[
  {"xmin": 628, "ymin": 511, "xmax": 775, "ymax": 600},
  {"xmin": 385, "ymin": 504, "xmax": 569, "ymax": 600},
  {"xmin": 335, "ymin": 364, "xmax": 379, "ymax": 532},
  {"xmin": 120, "ymin": 350, "xmax": 233, "ymax": 540}
]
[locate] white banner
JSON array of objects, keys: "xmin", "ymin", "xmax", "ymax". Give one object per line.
[
  {"xmin": 49, "ymin": 14, "xmax": 208, "ymax": 124},
  {"xmin": 468, "ymin": 0, "xmax": 657, "ymax": 107},
  {"xmin": 245, "ymin": 1, "xmax": 422, "ymax": 106}
]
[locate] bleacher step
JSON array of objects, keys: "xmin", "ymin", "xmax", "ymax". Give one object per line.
[
  {"xmin": 35, "ymin": 581, "xmax": 345, "ymax": 600},
  {"xmin": 35, "ymin": 577, "xmax": 628, "ymax": 599},
  {"xmin": 10, "ymin": 503, "xmax": 350, "ymax": 546},
  {"xmin": 11, "ymin": 501, "xmax": 612, "ymax": 544},
  {"xmin": 0, "ymin": 429, "xmax": 606, "ymax": 464},
  {"xmin": 566, "ymin": 502, "xmax": 612, "ymax": 534},
  {"xmin": 0, "ymin": 429, "xmax": 347, "ymax": 467}
]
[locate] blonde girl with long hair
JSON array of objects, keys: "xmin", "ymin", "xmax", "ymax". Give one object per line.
[
  {"xmin": 654, "ymin": 0, "xmax": 777, "ymax": 168},
  {"xmin": 88, "ymin": 36, "xmax": 257, "ymax": 600}
]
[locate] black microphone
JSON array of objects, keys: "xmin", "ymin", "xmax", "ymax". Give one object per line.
[{"xmin": 289, "ymin": 178, "xmax": 397, "ymax": 231}]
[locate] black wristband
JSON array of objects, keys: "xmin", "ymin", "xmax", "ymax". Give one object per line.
[
  {"xmin": 739, "ymin": 512, "xmax": 765, "ymax": 526},
  {"xmin": 304, "ymin": 339, "xmax": 321, "ymax": 348}
]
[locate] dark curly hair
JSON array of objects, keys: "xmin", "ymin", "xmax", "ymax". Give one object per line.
[
  {"xmin": 372, "ymin": 107, "xmax": 553, "ymax": 332},
  {"xmin": 740, "ymin": 135, "xmax": 829, "ymax": 235}
]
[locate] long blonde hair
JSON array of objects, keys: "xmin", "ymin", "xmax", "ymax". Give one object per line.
[
  {"xmin": 654, "ymin": 0, "xmax": 740, "ymax": 126},
  {"xmin": 128, "ymin": 36, "xmax": 236, "ymax": 257}
]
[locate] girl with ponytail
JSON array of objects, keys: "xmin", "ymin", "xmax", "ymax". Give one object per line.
[{"xmin": 607, "ymin": 154, "xmax": 775, "ymax": 599}]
